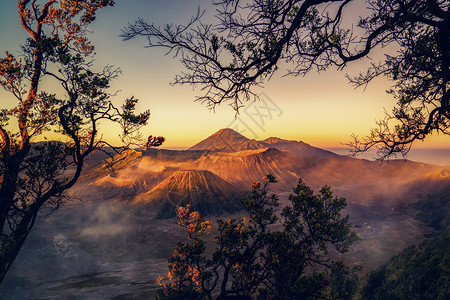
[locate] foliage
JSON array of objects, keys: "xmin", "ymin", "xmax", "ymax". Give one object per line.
[
  {"xmin": 0, "ymin": 0, "xmax": 162, "ymax": 284},
  {"xmin": 157, "ymin": 175, "xmax": 360, "ymax": 300},
  {"xmin": 412, "ymin": 189, "xmax": 450, "ymax": 231},
  {"xmin": 356, "ymin": 229, "xmax": 450, "ymax": 300},
  {"xmin": 147, "ymin": 135, "xmax": 166, "ymax": 148},
  {"xmin": 157, "ymin": 205, "xmax": 213, "ymax": 300},
  {"xmin": 123, "ymin": 0, "xmax": 450, "ymax": 159}
]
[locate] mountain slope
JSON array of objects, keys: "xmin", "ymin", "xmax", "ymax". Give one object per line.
[
  {"xmin": 189, "ymin": 128, "xmax": 337, "ymax": 158},
  {"xmin": 259, "ymin": 137, "xmax": 337, "ymax": 158},
  {"xmin": 189, "ymin": 128, "xmax": 259, "ymax": 151},
  {"xmin": 358, "ymin": 229, "xmax": 450, "ymax": 299},
  {"xmin": 81, "ymin": 130, "xmax": 448, "ymax": 208},
  {"xmin": 135, "ymin": 170, "xmax": 243, "ymax": 218},
  {"xmin": 193, "ymin": 147, "xmax": 308, "ymax": 190}
]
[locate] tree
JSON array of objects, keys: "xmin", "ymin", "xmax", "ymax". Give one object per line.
[
  {"xmin": 356, "ymin": 229, "xmax": 450, "ymax": 300},
  {"xmin": 157, "ymin": 175, "xmax": 359, "ymax": 300},
  {"xmin": 0, "ymin": 1, "xmax": 163, "ymax": 283},
  {"xmin": 122, "ymin": 0, "xmax": 450, "ymax": 159}
]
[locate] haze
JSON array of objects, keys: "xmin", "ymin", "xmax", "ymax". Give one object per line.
[{"xmin": 0, "ymin": 0, "xmax": 448, "ymax": 157}]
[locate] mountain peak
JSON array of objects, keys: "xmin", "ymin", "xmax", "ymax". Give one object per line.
[
  {"xmin": 189, "ymin": 128, "xmax": 336, "ymax": 158},
  {"xmin": 210, "ymin": 128, "xmax": 248, "ymax": 141},
  {"xmin": 189, "ymin": 128, "xmax": 251, "ymax": 151}
]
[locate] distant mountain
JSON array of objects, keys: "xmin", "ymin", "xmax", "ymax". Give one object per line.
[
  {"xmin": 260, "ymin": 137, "xmax": 287, "ymax": 144},
  {"xmin": 134, "ymin": 170, "xmax": 243, "ymax": 218},
  {"xmin": 189, "ymin": 128, "xmax": 337, "ymax": 158},
  {"xmin": 259, "ymin": 137, "xmax": 337, "ymax": 158},
  {"xmin": 238, "ymin": 139, "xmax": 268, "ymax": 151},
  {"xmin": 189, "ymin": 128, "xmax": 264, "ymax": 151},
  {"xmin": 80, "ymin": 129, "xmax": 448, "ymax": 210}
]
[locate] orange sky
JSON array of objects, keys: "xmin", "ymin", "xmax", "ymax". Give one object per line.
[{"xmin": 1, "ymin": 0, "xmax": 449, "ymax": 151}]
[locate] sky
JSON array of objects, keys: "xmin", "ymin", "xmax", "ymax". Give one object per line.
[{"xmin": 0, "ymin": 0, "xmax": 449, "ymax": 164}]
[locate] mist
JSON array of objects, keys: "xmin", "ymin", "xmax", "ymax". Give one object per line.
[{"xmin": 1, "ymin": 133, "xmax": 448, "ymax": 299}]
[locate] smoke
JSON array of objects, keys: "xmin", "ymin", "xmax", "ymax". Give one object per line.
[
  {"xmin": 299, "ymin": 157, "xmax": 449, "ymax": 206},
  {"xmin": 52, "ymin": 234, "xmax": 79, "ymax": 259}
]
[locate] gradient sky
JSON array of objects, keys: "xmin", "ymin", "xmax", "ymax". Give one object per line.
[{"xmin": 0, "ymin": 1, "xmax": 449, "ymax": 160}]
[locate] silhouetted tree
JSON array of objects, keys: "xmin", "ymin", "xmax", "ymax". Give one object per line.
[
  {"xmin": 0, "ymin": 0, "xmax": 162, "ymax": 283},
  {"xmin": 157, "ymin": 175, "xmax": 359, "ymax": 300},
  {"xmin": 123, "ymin": 0, "xmax": 450, "ymax": 159}
]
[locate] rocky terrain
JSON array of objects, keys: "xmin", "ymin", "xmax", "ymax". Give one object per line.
[
  {"xmin": 134, "ymin": 169, "xmax": 243, "ymax": 218},
  {"xmin": 1, "ymin": 128, "xmax": 448, "ymax": 299}
]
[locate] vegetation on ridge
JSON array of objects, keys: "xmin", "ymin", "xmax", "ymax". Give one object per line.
[
  {"xmin": 157, "ymin": 175, "xmax": 360, "ymax": 300},
  {"xmin": 356, "ymin": 229, "xmax": 450, "ymax": 300}
]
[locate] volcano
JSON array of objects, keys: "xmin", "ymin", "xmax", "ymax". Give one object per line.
[
  {"xmin": 189, "ymin": 128, "xmax": 336, "ymax": 158},
  {"xmin": 189, "ymin": 128, "xmax": 266, "ymax": 152},
  {"xmin": 135, "ymin": 170, "xmax": 244, "ymax": 218},
  {"xmin": 81, "ymin": 128, "xmax": 448, "ymax": 208}
]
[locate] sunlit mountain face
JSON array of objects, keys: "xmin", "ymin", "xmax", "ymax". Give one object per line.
[
  {"xmin": 86, "ymin": 128, "xmax": 447, "ymax": 206},
  {"xmin": 134, "ymin": 169, "xmax": 244, "ymax": 219},
  {"xmin": 189, "ymin": 128, "xmax": 336, "ymax": 157},
  {"xmin": 2, "ymin": 128, "xmax": 449, "ymax": 298}
]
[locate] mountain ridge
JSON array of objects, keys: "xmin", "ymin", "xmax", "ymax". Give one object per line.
[
  {"xmin": 79, "ymin": 128, "xmax": 449, "ymax": 211},
  {"xmin": 189, "ymin": 128, "xmax": 337, "ymax": 158}
]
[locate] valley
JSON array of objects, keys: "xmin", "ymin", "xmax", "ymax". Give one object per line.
[{"xmin": 1, "ymin": 128, "xmax": 448, "ymax": 299}]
